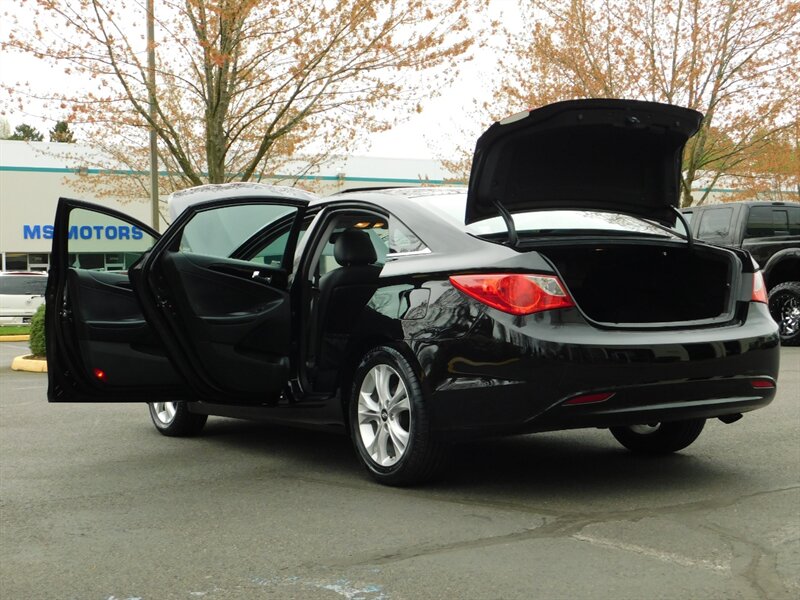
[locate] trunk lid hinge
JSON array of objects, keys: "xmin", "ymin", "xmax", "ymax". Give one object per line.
[
  {"xmin": 673, "ymin": 207, "xmax": 694, "ymax": 249},
  {"xmin": 492, "ymin": 199, "xmax": 518, "ymax": 247}
]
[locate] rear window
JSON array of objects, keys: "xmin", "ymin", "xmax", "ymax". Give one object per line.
[
  {"xmin": 415, "ymin": 193, "xmax": 675, "ymax": 237},
  {"xmin": 0, "ymin": 276, "xmax": 47, "ymax": 295}
]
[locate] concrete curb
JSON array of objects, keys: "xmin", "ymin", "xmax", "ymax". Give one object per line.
[
  {"xmin": 11, "ymin": 355, "xmax": 47, "ymax": 373},
  {"xmin": 0, "ymin": 335, "xmax": 30, "ymax": 342}
]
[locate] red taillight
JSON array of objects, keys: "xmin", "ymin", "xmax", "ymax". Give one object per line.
[
  {"xmin": 751, "ymin": 271, "xmax": 768, "ymax": 303},
  {"xmin": 449, "ymin": 274, "xmax": 575, "ymax": 315}
]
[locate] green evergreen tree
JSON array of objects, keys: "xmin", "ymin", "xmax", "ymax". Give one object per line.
[
  {"xmin": 28, "ymin": 305, "xmax": 46, "ymax": 357},
  {"xmin": 8, "ymin": 123, "xmax": 44, "ymax": 141},
  {"xmin": 49, "ymin": 120, "xmax": 75, "ymax": 143}
]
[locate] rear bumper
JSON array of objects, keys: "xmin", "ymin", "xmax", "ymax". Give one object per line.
[
  {"xmin": 418, "ymin": 302, "xmax": 780, "ymax": 436},
  {"xmin": 524, "ymin": 377, "xmax": 774, "ymax": 433}
]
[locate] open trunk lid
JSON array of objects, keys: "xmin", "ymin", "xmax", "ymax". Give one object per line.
[{"xmin": 466, "ymin": 99, "xmax": 703, "ymax": 227}]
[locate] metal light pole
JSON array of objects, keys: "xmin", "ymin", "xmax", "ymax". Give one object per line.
[{"xmin": 147, "ymin": 0, "xmax": 159, "ymax": 231}]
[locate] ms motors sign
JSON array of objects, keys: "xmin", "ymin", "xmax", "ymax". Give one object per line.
[{"xmin": 22, "ymin": 223, "xmax": 147, "ymax": 241}]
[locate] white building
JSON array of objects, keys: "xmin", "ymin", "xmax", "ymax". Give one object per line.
[
  {"xmin": 0, "ymin": 140, "xmax": 458, "ymax": 271},
  {"xmin": 2, "ymin": 139, "xmax": 765, "ymax": 272}
]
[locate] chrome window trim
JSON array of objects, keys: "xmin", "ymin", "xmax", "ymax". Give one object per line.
[{"xmin": 387, "ymin": 248, "xmax": 432, "ymax": 257}]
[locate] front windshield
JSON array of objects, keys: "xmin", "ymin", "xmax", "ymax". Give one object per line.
[{"xmin": 414, "ymin": 192, "xmax": 677, "ymax": 238}]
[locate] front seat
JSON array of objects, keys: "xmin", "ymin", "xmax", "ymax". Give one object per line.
[
  {"xmin": 311, "ymin": 229, "xmax": 383, "ymax": 387},
  {"xmin": 317, "ymin": 228, "xmax": 382, "ymax": 334}
]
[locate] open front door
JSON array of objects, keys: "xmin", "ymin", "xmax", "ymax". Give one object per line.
[
  {"xmin": 131, "ymin": 197, "xmax": 308, "ymax": 404},
  {"xmin": 47, "ymin": 199, "xmax": 187, "ymax": 402},
  {"xmin": 47, "ymin": 195, "xmax": 308, "ymax": 405}
]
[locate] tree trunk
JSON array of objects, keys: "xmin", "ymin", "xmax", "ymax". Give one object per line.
[{"xmin": 680, "ymin": 173, "xmax": 696, "ymax": 207}]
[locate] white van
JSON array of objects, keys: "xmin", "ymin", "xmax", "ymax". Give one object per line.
[{"xmin": 0, "ymin": 272, "xmax": 47, "ymax": 324}]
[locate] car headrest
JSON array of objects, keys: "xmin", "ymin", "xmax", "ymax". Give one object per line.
[{"xmin": 334, "ymin": 229, "xmax": 377, "ymax": 266}]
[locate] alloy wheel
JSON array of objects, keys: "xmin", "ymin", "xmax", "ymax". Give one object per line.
[
  {"xmin": 775, "ymin": 296, "xmax": 800, "ymax": 337},
  {"xmin": 151, "ymin": 401, "xmax": 178, "ymax": 425},
  {"xmin": 357, "ymin": 364, "xmax": 411, "ymax": 467},
  {"xmin": 629, "ymin": 423, "xmax": 661, "ymax": 435}
]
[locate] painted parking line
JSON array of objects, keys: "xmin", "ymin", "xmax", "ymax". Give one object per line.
[
  {"xmin": 4, "ymin": 385, "xmax": 47, "ymax": 391},
  {"xmin": 571, "ymin": 533, "xmax": 731, "ymax": 573}
]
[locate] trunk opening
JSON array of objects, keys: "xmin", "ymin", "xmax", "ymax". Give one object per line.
[{"xmin": 536, "ymin": 241, "xmax": 736, "ymax": 326}]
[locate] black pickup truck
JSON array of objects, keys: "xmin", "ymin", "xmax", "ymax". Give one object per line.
[{"xmin": 682, "ymin": 201, "xmax": 800, "ymax": 345}]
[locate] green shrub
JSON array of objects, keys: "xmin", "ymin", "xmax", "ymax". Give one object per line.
[{"xmin": 29, "ymin": 304, "xmax": 46, "ymax": 357}]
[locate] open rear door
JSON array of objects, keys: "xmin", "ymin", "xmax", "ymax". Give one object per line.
[{"xmin": 131, "ymin": 196, "xmax": 309, "ymax": 404}]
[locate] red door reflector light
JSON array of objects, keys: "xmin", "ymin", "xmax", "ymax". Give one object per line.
[
  {"xmin": 449, "ymin": 274, "xmax": 575, "ymax": 315},
  {"xmin": 563, "ymin": 392, "xmax": 615, "ymax": 406},
  {"xmin": 93, "ymin": 368, "xmax": 106, "ymax": 381}
]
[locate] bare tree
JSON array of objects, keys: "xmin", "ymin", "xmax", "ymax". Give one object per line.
[
  {"xmin": 468, "ymin": 0, "xmax": 800, "ymax": 206},
  {"xmin": 728, "ymin": 112, "xmax": 800, "ymax": 200},
  {"xmin": 3, "ymin": 0, "xmax": 487, "ymax": 200}
]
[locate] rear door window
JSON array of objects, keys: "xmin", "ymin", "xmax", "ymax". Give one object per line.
[
  {"xmin": 248, "ymin": 218, "xmax": 314, "ymax": 267},
  {"xmin": 697, "ymin": 208, "xmax": 733, "ymax": 238},
  {"xmin": 790, "ymin": 207, "xmax": 800, "ymax": 235},
  {"xmin": 179, "ymin": 204, "xmax": 297, "ymax": 259}
]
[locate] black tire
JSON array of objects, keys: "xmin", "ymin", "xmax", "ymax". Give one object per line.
[
  {"xmin": 349, "ymin": 346, "xmax": 449, "ymax": 486},
  {"xmin": 148, "ymin": 402, "xmax": 207, "ymax": 437},
  {"xmin": 768, "ymin": 281, "xmax": 800, "ymax": 346},
  {"xmin": 610, "ymin": 419, "xmax": 705, "ymax": 454}
]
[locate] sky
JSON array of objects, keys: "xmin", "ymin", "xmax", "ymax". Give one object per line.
[{"xmin": 0, "ymin": 0, "xmax": 519, "ymax": 161}]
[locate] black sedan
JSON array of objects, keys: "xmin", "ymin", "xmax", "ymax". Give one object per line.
[{"xmin": 45, "ymin": 99, "xmax": 780, "ymax": 485}]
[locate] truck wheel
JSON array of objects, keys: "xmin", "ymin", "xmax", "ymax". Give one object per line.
[{"xmin": 768, "ymin": 281, "xmax": 800, "ymax": 346}]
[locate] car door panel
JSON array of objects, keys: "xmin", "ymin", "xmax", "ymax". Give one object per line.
[
  {"xmin": 130, "ymin": 197, "xmax": 309, "ymax": 403},
  {"xmin": 68, "ymin": 270, "xmax": 154, "ymax": 341},
  {"xmin": 164, "ymin": 253, "xmax": 287, "ymax": 322},
  {"xmin": 48, "ymin": 195, "xmax": 307, "ymax": 404},
  {"xmin": 156, "ymin": 251, "xmax": 291, "ymax": 395},
  {"xmin": 66, "ymin": 268, "xmax": 181, "ymax": 388},
  {"xmin": 69, "ymin": 270, "xmax": 145, "ymax": 324},
  {"xmin": 47, "ymin": 199, "xmax": 189, "ymax": 402}
]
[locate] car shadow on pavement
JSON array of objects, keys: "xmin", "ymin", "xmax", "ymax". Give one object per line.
[
  {"xmin": 193, "ymin": 417, "xmax": 742, "ymax": 500},
  {"xmin": 442, "ymin": 432, "xmax": 729, "ymax": 500}
]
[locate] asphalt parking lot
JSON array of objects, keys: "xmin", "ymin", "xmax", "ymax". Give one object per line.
[{"xmin": 1, "ymin": 340, "xmax": 798, "ymax": 600}]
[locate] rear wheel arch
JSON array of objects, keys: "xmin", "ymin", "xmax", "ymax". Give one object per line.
[
  {"xmin": 347, "ymin": 344, "xmax": 449, "ymax": 485},
  {"xmin": 763, "ymin": 252, "xmax": 800, "ymax": 289},
  {"xmin": 339, "ymin": 337, "xmax": 423, "ymax": 428}
]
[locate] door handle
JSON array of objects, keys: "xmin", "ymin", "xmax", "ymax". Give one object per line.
[{"xmin": 251, "ymin": 270, "xmax": 272, "ymax": 285}]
